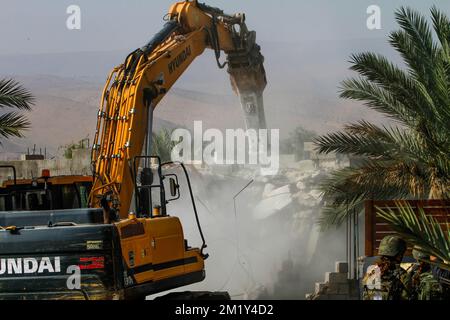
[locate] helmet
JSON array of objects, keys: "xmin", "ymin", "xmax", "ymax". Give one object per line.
[
  {"xmin": 378, "ymin": 235, "xmax": 407, "ymax": 257},
  {"xmin": 412, "ymin": 247, "xmax": 429, "ymax": 260}
]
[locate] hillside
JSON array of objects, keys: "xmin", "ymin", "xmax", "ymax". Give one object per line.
[{"xmin": 0, "ymin": 39, "xmax": 394, "ymax": 156}]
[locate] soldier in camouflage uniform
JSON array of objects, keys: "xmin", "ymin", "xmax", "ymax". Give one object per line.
[
  {"xmin": 431, "ymin": 261, "xmax": 450, "ymax": 300},
  {"xmin": 362, "ymin": 235, "xmax": 409, "ymax": 300},
  {"xmin": 405, "ymin": 248, "xmax": 444, "ymax": 300}
]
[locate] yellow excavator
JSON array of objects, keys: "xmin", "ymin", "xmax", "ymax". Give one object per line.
[{"xmin": 0, "ymin": 0, "xmax": 266, "ymax": 300}]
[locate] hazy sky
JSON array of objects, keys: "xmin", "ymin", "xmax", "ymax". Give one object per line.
[{"xmin": 0, "ymin": 0, "xmax": 448, "ymax": 55}]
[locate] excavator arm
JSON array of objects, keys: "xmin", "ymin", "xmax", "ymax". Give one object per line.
[{"xmin": 90, "ymin": 0, "xmax": 267, "ymax": 218}]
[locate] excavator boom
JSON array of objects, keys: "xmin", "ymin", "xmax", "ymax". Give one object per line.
[{"xmin": 90, "ymin": 0, "xmax": 267, "ymax": 218}]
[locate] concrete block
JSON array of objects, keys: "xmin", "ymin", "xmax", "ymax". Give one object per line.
[
  {"xmin": 335, "ymin": 261, "xmax": 348, "ymax": 273},
  {"xmin": 338, "ymin": 283, "xmax": 350, "ymax": 294},
  {"xmin": 326, "ymin": 282, "xmax": 340, "ymax": 294},
  {"xmin": 348, "ymin": 279, "xmax": 360, "ymax": 295},
  {"xmin": 315, "ymin": 282, "xmax": 327, "ymax": 295},
  {"xmin": 325, "ymin": 272, "xmax": 348, "ymax": 284}
]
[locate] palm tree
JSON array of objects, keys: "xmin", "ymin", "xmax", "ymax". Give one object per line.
[
  {"xmin": 314, "ymin": 7, "xmax": 450, "ymax": 228},
  {"xmin": 0, "ymin": 78, "xmax": 34, "ymax": 140}
]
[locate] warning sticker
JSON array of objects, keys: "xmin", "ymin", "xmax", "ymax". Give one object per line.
[{"xmin": 86, "ymin": 240, "xmax": 103, "ymax": 250}]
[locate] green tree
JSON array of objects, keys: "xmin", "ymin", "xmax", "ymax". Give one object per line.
[
  {"xmin": 152, "ymin": 128, "xmax": 176, "ymax": 163},
  {"xmin": 281, "ymin": 126, "xmax": 317, "ymax": 160},
  {"xmin": 0, "ymin": 79, "xmax": 34, "ymax": 140},
  {"xmin": 314, "ymin": 7, "xmax": 450, "ymax": 228}
]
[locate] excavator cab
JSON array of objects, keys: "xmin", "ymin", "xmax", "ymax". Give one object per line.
[
  {"xmin": 133, "ymin": 156, "xmax": 167, "ymax": 218},
  {"xmin": 133, "ymin": 156, "xmax": 181, "ymax": 219}
]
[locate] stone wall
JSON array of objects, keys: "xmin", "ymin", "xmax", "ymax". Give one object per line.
[
  {"xmin": 0, "ymin": 149, "xmax": 91, "ymax": 182},
  {"xmin": 306, "ymin": 262, "xmax": 360, "ymax": 300}
]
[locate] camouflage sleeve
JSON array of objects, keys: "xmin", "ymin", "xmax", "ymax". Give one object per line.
[
  {"xmin": 432, "ymin": 266, "xmax": 450, "ymax": 286},
  {"xmin": 399, "ymin": 269, "xmax": 411, "ymax": 300},
  {"xmin": 402, "ymin": 268, "xmax": 414, "ymax": 294}
]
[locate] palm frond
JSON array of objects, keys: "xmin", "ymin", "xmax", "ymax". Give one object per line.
[
  {"xmin": 316, "ymin": 165, "xmax": 413, "ymax": 229},
  {"xmin": 0, "ymin": 79, "xmax": 34, "ymax": 111},
  {"xmin": 339, "ymin": 77, "xmax": 413, "ymax": 124},
  {"xmin": 314, "ymin": 127, "xmax": 392, "ymax": 159},
  {"xmin": 348, "ymin": 52, "xmax": 439, "ymax": 122},
  {"xmin": 430, "ymin": 6, "xmax": 450, "ymax": 54},
  {"xmin": 395, "ymin": 7, "xmax": 436, "ymax": 58},
  {"xmin": 390, "ymin": 7, "xmax": 446, "ymax": 116},
  {"xmin": 0, "ymin": 112, "xmax": 31, "ymax": 139}
]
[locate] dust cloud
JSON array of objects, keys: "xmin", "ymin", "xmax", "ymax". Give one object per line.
[{"xmin": 151, "ymin": 162, "xmax": 347, "ymax": 300}]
